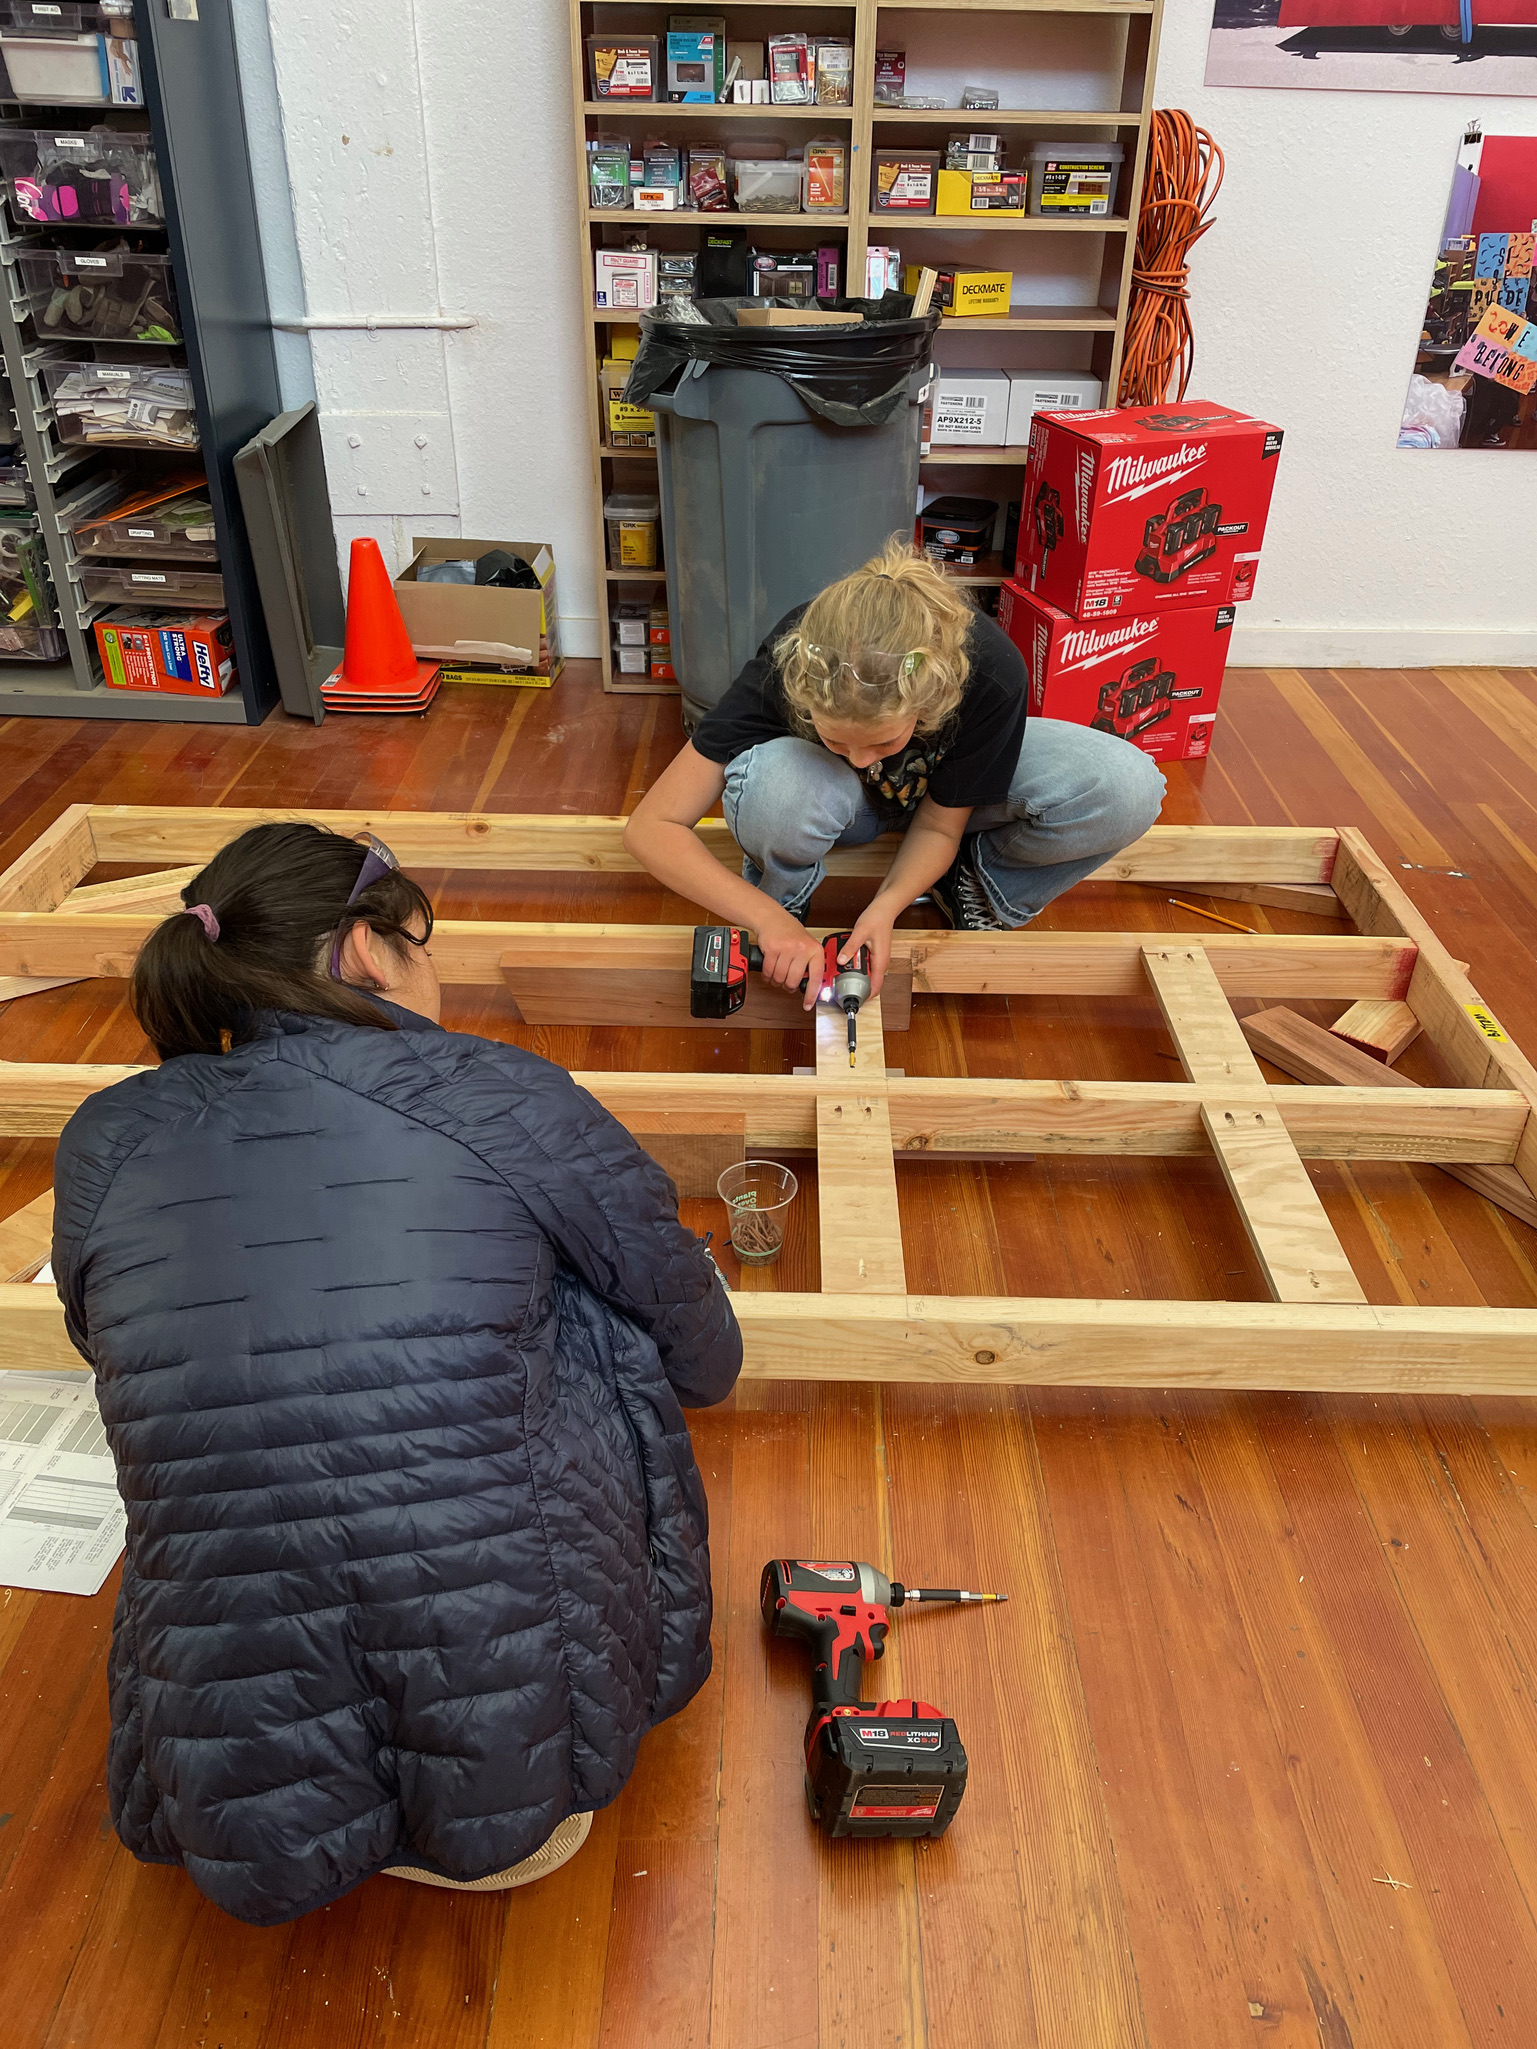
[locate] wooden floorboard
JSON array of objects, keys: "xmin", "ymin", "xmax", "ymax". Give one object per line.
[{"xmin": 2, "ymin": 663, "xmax": 1536, "ymax": 2047}]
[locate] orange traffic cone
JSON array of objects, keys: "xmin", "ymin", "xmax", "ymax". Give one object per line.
[{"xmin": 322, "ymin": 538, "xmax": 440, "ymax": 706}]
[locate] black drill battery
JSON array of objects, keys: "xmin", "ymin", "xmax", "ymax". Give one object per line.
[
  {"xmin": 689, "ymin": 925, "xmax": 761, "ymax": 1018},
  {"xmin": 804, "ymin": 1700, "xmax": 968, "ymax": 1838}
]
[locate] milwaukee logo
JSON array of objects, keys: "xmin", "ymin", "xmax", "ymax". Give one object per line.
[
  {"xmin": 1104, "ymin": 443, "xmax": 1207, "ymax": 504},
  {"xmin": 1058, "ymin": 616, "xmax": 1160, "ymax": 674},
  {"xmin": 1074, "ymin": 450, "xmax": 1096, "ymax": 542}
]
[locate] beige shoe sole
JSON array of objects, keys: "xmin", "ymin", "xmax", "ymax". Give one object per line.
[{"xmin": 385, "ymin": 1810, "xmax": 593, "ymax": 1892}]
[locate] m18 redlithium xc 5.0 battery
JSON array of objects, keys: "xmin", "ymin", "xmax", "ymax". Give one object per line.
[
  {"xmin": 997, "ymin": 578, "xmax": 1236, "ymax": 762},
  {"xmin": 1016, "ymin": 401, "xmax": 1283, "ymax": 619}
]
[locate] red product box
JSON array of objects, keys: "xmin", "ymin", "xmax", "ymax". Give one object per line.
[
  {"xmin": 1017, "ymin": 401, "xmax": 1283, "ymax": 618},
  {"xmin": 997, "ymin": 578, "xmax": 1234, "ymax": 762},
  {"xmin": 95, "ymin": 611, "xmax": 236, "ymax": 698}
]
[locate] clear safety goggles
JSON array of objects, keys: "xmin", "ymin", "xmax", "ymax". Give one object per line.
[{"xmin": 802, "ymin": 643, "xmax": 923, "ymax": 690}]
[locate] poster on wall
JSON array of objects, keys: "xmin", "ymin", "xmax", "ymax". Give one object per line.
[
  {"xmin": 1205, "ymin": 3, "xmax": 1537, "ymax": 94},
  {"xmin": 1399, "ymin": 132, "xmax": 1537, "ymax": 447}
]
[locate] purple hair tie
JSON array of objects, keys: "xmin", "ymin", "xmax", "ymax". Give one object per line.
[{"xmin": 184, "ymin": 904, "xmax": 220, "ymax": 942}]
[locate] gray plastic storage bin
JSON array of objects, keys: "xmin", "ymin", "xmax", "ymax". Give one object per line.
[{"xmin": 645, "ymin": 327, "xmax": 934, "ymax": 722}]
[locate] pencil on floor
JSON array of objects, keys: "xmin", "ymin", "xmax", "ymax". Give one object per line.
[{"xmin": 1168, "ymin": 897, "xmax": 1258, "ymax": 935}]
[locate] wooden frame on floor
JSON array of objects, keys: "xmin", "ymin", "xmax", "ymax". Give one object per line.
[{"xmin": 2, "ymin": 807, "xmax": 1535, "ymax": 1388}]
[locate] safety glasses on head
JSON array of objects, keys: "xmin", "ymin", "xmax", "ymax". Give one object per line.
[
  {"xmin": 328, "ymin": 833, "xmax": 400, "ymax": 980},
  {"xmin": 803, "ymin": 643, "xmax": 923, "ymax": 691}
]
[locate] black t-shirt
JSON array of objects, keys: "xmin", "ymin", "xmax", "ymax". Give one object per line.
[{"xmin": 692, "ymin": 606, "xmax": 1029, "ymax": 825}]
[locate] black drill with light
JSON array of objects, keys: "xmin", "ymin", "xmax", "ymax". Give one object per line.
[{"xmin": 689, "ymin": 926, "xmax": 871, "ymax": 1067}]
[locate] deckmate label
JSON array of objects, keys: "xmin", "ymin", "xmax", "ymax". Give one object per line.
[{"xmin": 1464, "ymin": 1002, "xmax": 1509, "ymax": 1044}]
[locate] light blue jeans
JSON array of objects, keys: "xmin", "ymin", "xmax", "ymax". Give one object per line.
[{"xmin": 722, "ymin": 721, "xmax": 1166, "ymax": 926}]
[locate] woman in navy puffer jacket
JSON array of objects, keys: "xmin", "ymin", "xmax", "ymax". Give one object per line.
[{"xmin": 51, "ymin": 822, "xmax": 742, "ymax": 1926}]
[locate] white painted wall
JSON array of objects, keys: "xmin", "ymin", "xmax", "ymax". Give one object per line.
[
  {"xmin": 242, "ymin": 1, "xmax": 1536, "ymax": 666},
  {"xmin": 256, "ymin": 0, "xmax": 600, "ymax": 647},
  {"xmin": 1155, "ymin": 11, "xmax": 1537, "ymax": 666}
]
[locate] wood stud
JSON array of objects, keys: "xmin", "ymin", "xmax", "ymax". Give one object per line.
[{"xmin": 0, "ymin": 807, "xmax": 1534, "ymax": 1387}]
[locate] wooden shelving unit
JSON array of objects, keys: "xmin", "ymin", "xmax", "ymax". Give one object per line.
[{"xmin": 568, "ymin": 0, "xmax": 1163, "ymax": 694}]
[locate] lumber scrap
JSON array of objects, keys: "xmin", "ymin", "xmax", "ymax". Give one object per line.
[
  {"xmin": 1127, "ymin": 879, "xmax": 1345, "ymax": 917},
  {"xmin": 1241, "ymin": 1007, "xmax": 1537, "ymax": 1231},
  {"xmin": 0, "ymin": 804, "xmax": 96, "ymax": 911},
  {"xmin": 0, "ymin": 1191, "xmax": 52, "ymax": 1282},
  {"xmin": 1329, "ymin": 999, "xmax": 1421, "ymax": 1064},
  {"xmin": 1, "ymin": 976, "xmax": 83, "ymax": 1005}
]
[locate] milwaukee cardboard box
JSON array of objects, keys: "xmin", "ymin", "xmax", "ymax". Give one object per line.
[
  {"xmin": 394, "ymin": 539, "xmax": 564, "ymax": 681},
  {"xmin": 996, "ymin": 578, "xmax": 1234, "ymax": 762},
  {"xmin": 1018, "ymin": 402, "xmax": 1283, "ymax": 617}
]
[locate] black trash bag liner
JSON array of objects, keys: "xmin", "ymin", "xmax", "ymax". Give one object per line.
[
  {"xmin": 624, "ymin": 294, "xmax": 941, "ymax": 429},
  {"xmin": 475, "ymin": 548, "xmax": 541, "ymax": 590}
]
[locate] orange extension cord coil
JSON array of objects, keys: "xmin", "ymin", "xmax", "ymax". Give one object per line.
[{"xmin": 1117, "ymin": 111, "xmax": 1225, "ymax": 409}]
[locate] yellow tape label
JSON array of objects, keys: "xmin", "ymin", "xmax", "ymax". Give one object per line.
[{"xmin": 1464, "ymin": 1001, "xmax": 1509, "ymax": 1044}]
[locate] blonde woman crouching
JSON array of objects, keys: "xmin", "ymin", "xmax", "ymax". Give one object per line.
[{"xmin": 624, "ymin": 536, "xmax": 1165, "ymax": 1003}]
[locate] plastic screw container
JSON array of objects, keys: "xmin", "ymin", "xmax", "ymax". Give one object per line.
[
  {"xmin": 0, "ymin": 1, "xmax": 134, "ymax": 25},
  {"xmin": 802, "ymin": 137, "xmax": 846, "ymax": 215},
  {"xmin": 871, "ymin": 150, "xmax": 939, "ymax": 216},
  {"xmin": 585, "ymin": 34, "xmax": 659, "ymax": 99},
  {"xmin": 15, "ymin": 247, "xmax": 180, "ymax": 342},
  {"xmin": 79, "ymin": 563, "xmax": 225, "ymax": 608},
  {"xmin": 0, "ymin": 126, "xmax": 162, "ymax": 226},
  {"xmin": 732, "ymin": 159, "xmax": 801, "ymax": 214},
  {"xmin": 67, "ymin": 486, "xmax": 218, "ymax": 562},
  {"xmin": 1026, "ymin": 141, "xmax": 1124, "ymax": 218},
  {"xmin": 604, "ymin": 491, "xmax": 661, "ymax": 570},
  {"xmin": 43, "ymin": 360, "xmax": 199, "ymax": 451}
]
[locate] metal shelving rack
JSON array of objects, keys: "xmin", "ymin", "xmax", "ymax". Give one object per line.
[
  {"xmin": 569, "ymin": 0, "xmax": 1163, "ymax": 689},
  {"xmin": 0, "ymin": 0, "xmax": 280, "ymax": 724}
]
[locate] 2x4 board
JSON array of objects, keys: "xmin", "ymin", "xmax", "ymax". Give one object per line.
[{"xmin": 1, "ymin": 805, "xmax": 1535, "ymax": 1389}]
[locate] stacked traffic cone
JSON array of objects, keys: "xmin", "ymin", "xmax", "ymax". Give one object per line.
[{"xmin": 321, "ymin": 538, "xmax": 442, "ymax": 714}]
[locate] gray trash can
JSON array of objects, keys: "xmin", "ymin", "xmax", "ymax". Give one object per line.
[{"xmin": 628, "ymin": 302, "xmax": 939, "ymax": 724}]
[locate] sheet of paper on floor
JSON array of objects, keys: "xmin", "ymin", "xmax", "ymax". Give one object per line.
[{"xmin": 0, "ymin": 1369, "xmax": 124, "ymax": 1597}]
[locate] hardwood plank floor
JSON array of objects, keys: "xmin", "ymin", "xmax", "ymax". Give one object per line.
[{"xmin": 2, "ymin": 663, "xmax": 1536, "ymax": 2049}]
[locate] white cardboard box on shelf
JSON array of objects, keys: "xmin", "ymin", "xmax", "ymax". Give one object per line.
[
  {"xmin": 594, "ymin": 248, "xmax": 657, "ymax": 311},
  {"xmin": 931, "ymin": 368, "xmax": 1010, "ymax": 446},
  {"xmin": 1004, "ymin": 370, "xmax": 1103, "ymax": 446}
]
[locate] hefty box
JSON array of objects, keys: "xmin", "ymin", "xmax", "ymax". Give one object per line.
[
  {"xmin": 96, "ymin": 611, "xmax": 235, "ymax": 697},
  {"xmin": 1018, "ymin": 402, "xmax": 1283, "ymax": 617},
  {"xmin": 996, "ymin": 578, "xmax": 1234, "ymax": 762}
]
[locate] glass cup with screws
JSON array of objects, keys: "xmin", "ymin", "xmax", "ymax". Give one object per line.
[{"xmin": 717, "ymin": 1160, "xmax": 798, "ymax": 1266}]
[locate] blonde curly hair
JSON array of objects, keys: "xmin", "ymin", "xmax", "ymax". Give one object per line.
[{"xmin": 775, "ymin": 535, "xmax": 974, "ymax": 738}]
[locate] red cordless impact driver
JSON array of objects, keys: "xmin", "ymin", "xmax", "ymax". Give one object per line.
[
  {"xmin": 760, "ymin": 1558, "xmax": 1006, "ymax": 1838},
  {"xmin": 690, "ymin": 927, "xmax": 871, "ymax": 1067}
]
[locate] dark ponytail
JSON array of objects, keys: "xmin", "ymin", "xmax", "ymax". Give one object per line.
[{"xmin": 130, "ymin": 822, "xmax": 435, "ymax": 1059}]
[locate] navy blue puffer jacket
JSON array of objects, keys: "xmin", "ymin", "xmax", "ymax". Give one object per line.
[{"xmin": 50, "ymin": 1003, "xmax": 741, "ymax": 1926}]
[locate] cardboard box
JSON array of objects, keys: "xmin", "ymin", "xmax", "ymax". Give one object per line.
[
  {"xmin": 936, "ymin": 167, "xmax": 1025, "ymax": 216},
  {"xmin": 931, "ymin": 368, "xmax": 1010, "ymax": 446},
  {"xmin": 997, "ymin": 579, "xmax": 1233, "ymax": 761},
  {"xmin": 594, "ymin": 248, "xmax": 657, "ymax": 311},
  {"xmin": 905, "ymin": 264, "xmax": 1011, "ymax": 317},
  {"xmin": 1004, "ymin": 369, "xmax": 1102, "ymax": 445},
  {"xmin": 600, "ymin": 362, "xmax": 656, "ymax": 447},
  {"xmin": 96, "ymin": 610, "xmax": 235, "ymax": 698},
  {"xmin": 872, "ymin": 150, "xmax": 938, "ymax": 213},
  {"xmin": 395, "ymin": 539, "xmax": 563, "ymax": 681},
  {"xmin": 1018, "ymin": 401, "xmax": 1283, "ymax": 617}
]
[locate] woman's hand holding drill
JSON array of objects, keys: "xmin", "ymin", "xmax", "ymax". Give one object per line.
[{"xmin": 756, "ymin": 909, "xmax": 829, "ymax": 1012}]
